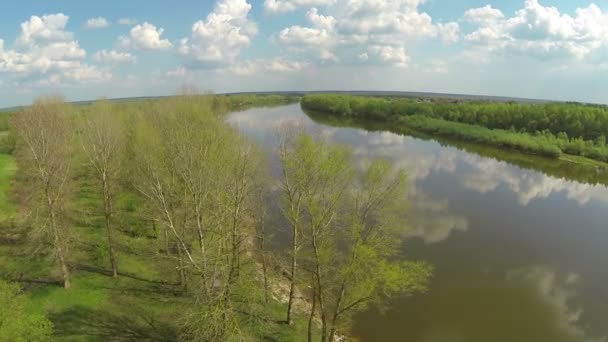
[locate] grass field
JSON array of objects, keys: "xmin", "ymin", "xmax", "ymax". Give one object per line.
[
  {"xmin": 0, "ymin": 152, "xmax": 314, "ymax": 341},
  {"xmin": 0, "ymin": 153, "xmax": 16, "ymax": 219}
]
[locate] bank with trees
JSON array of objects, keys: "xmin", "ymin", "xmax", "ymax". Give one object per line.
[
  {"xmin": 301, "ymin": 94, "xmax": 608, "ymax": 163},
  {"xmin": 0, "ymin": 94, "xmax": 430, "ymax": 341}
]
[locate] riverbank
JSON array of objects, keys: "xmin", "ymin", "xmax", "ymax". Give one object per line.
[
  {"xmin": 304, "ymin": 107, "xmax": 608, "ymax": 186},
  {"xmin": 301, "ymin": 94, "xmax": 608, "ymax": 170}
]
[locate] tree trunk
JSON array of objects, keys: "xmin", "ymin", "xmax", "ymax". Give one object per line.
[
  {"xmin": 312, "ymin": 235, "xmax": 327, "ymax": 342},
  {"xmin": 261, "ymin": 251, "xmax": 269, "ymax": 303},
  {"xmin": 103, "ymin": 180, "xmax": 118, "ymax": 278},
  {"xmin": 308, "ymin": 277, "xmax": 317, "ymax": 342},
  {"xmin": 105, "ymin": 213, "xmax": 118, "ymax": 277},
  {"xmin": 328, "ymin": 283, "xmax": 346, "ymax": 342},
  {"xmin": 47, "ymin": 188, "xmax": 71, "ymax": 289},
  {"xmin": 51, "ymin": 212, "xmax": 70, "ymax": 289},
  {"xmin": 164, "ymin": 228, "xmax": 170, "ymax": 256},
  {"xmin": 176, "ymin": 241, "xmax": 187, "ymax": 292},
  {"xmin": 286, "ymin": 227, "xmax": 297, "ymax": 325}
]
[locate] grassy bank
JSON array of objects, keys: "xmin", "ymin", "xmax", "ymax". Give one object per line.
[
  {"xmin": 0, "ymin": 95, "xmax": 319, "ymax": 341},
  {"xmin": 0, "ymin": 153, "xmax": 16, "ymax": 219},
  {"xmin": 305, "ymin": 109, "xmax": 608, "ymax": 186},
  {"xmin": 301, "ymin": 94, "xmax": 608, "ymax": 166}
]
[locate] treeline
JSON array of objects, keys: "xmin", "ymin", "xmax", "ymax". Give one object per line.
[
  {"xmin": 225, "ymin": 94, "xmax": 300, "ymax": 109},
  {"xmin": 302, "ymin": 94, "xmax": 608, "ymax": 162},
  {"xmin": 0, "ymin": 94, "xmax": 429, "ymax": 341}
]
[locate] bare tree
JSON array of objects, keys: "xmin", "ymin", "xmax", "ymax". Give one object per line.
[
  {"xmin": 79, "ymin": 100, "xmax": 124, "ymax": 277},
  {"xmin": 11, "ymin": 98, "xmax": 74, "ymax": 289},
  {"xmin": 278, "ymin": 133, "xmax": 309, "ymax": 325},
  {"xmin": 131, "ymin": 96, "xmax": 267, "ymax": 340}
]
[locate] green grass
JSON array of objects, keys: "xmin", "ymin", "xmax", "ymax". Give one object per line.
[
  {"xmin": 0, "ymin": 153, "xmax": 16, "ymax": 219},
  {"xmin": 0, "ymin": 158, "xmax": 313, "ymax": 342}
]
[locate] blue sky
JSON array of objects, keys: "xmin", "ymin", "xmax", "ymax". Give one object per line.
[{"xmin": 1, "ymin": 0, "xmax": 607, "ymax": 107}]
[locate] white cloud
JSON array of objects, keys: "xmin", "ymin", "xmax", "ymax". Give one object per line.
[
  {"xmin": 16, "ymin": 13, "xmax": 73, "ymax": 46},
  {"xmin": 367, "ymin": 45, "xmax": 410, "ymax": 67},
  {"xmin": 264, "ymin": 0, "xmax": 336, "ymax": 14},
  {"xmin": 437, "ymin": 22, "xmax": 460, "ymax": 43},
  {"xmin": 224, "ymin": 57, "xmax": 311, "ymax": 75},
  {"xmin": 120, "ymin": 22, "xmax": 172, "ymax": 51},
  {"xmin": 464, "ymin": 0, "xmax": 608, "ymax": 61},
  {"xmin": 275, "ymin": 1, "xmax": 459, "ymax": 67},
  {"xmin": 0, "ymin": 13, "xmax": 110, "ymax": 85},
  {"xmin": 93, "ymin": 49, "xmax": 136, "ymax": 64},
  {"xmin": 117, "ymin": 18, "xmax": 137, "ymax": 26},
  {"xmin": 179, "ymin": 0, "xmax": 257, "ymax": 66},
  {"xmin": 463, "ymin": 5, "xmax": 504, "ymax": 26},
  {"xmin": 166, "ymin": 66, "xmax": 189, "ymax": 78},
  {"xmin": 84, "ymin": 17, "xmax": 109, "ymax": 29}
]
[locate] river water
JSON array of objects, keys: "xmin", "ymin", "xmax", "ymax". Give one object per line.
[{"xmin": 227, "ymin": 103, "xmax": 608, "ymax": 342}]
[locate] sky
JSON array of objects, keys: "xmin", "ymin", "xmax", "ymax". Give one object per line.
[{"xmin": 0, "ymin": 0, "xmax": 607, "ymax": 107}]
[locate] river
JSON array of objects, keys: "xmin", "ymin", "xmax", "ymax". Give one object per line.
[{"xmin": 227, "ymin": 103, "xmax": 608, "ymax": 342}]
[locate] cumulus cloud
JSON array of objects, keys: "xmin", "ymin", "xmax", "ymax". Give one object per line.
[
  {"xmin": 120, "ymin": 22, "xmax": 172, "ymax": 51},
  {"xmin": 275, "ymin": 0, "xmax": 459, "ymax": 67},
  {"xmin": 93, "ymin": 49, "xmax": 136, "ymax": 64},
  {"xmin": 407, "ymin": 193, "xmax": 469, "ymax": 244},
  {"xmin": 84, "ymin": 17, "xmax": 109, "ymax": 29},
  {"xmin": 366, "ymin": 45, "xmax": 410, "ymax": 67},
  {"xmin": 507, "ymin": 267, "xmax": 606, "ymax": 342},
  {"xmin": 276, "ymin": 7, "xmax": 339, "ymax": 62},
  {"xmin": 222, "ymin": 57, "xmax": 311, "ymax": 76},
  {"xmin": 463, "ymin": 5, "xmax": 505, "ymax": 26},
  {"xmin": 179, "ymin": 0, "xmax": 257, "ymax": 66},
  {"xmin": 264, "ymin": 0, "xmax": 336, "ymax": 14},
  {"xmin": 0, "ymin": 13, "xmax": 110, "ymax": 85},
  {"xmin": 117, "ymin": 18, "xmax": 137, "ymax": 26},
  {"xmin": 464, "ymin": 0, "xmax": 608, "ymax": 61},
  {"xmin": 457, "ymin": 152, "xmax": 608, "ymax": 206}
]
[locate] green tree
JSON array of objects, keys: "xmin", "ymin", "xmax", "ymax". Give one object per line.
[
  {"xmin": 280, "ymin": 133, "xmax": 433, "ymax": 341},
  {"xmin": 0, "ymin": 280, "xmax": 53, "ymax": 341}
]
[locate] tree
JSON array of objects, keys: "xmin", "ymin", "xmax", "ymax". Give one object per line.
[
  {"xmin": 0, "ymin": 280, "xmax": 53, "ymax": 341},
  {"xmin": 324, "ymin": 160, "xmax": 432, "ymax": 341},
  {"xmin": 279, "ymin": 132, "xmax": 315, "ymax": 325},
  {"xmin": 11, "ymin": 98, "xmax": 74, "ymax": 289},
  {"xmin": 79, "ymin": 101, "xmax": 125, "ymax": 277},
  {"xmin": 132, "ymin": 97, "xmax": 267, "ymax": 340},
  {"xmin": 280, "ymin": 133, "xmax": 433, "ymax": 341}
]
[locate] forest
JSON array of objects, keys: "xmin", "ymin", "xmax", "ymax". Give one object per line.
[
  {"xmin": 0, "ymin": 94, "xmax": 430, "ymax": 341},
  {"xmin": 301, "ymin": 94, "xmax": 608, "ymax": 163}
]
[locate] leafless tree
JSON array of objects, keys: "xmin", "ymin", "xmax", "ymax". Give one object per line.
[
  {"xmin": 79, "ymin": 101, "xmax": 124, "ymax": 277},
  {"xmin": 11, "ymin": 98, "xmax": 74, "ymax": 289}
]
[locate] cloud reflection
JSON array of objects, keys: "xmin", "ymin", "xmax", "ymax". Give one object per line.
[{"xmin": 507, "ymin": 266, "xmax": 606, "ymax": 342}]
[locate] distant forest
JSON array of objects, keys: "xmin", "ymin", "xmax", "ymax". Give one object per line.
[{"xmin": 302, "ymin": 94, "xmax": 608, "ymax": 162}]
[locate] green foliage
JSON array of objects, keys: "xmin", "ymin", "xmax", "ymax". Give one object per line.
[
  {"xmin": 1, "ymin": 94, "xmax": 432, "ymax": 341},
  {"xmin": 280, "ymin": 134, "xmax": 432, "ymax": 341},
  {"xmin": 0, "ymin": 132, "xmax": 16, "ymax": 155},
  {"xmin": 302, "ymin": 94, "xmax": 608, "ymax": 162},
  {"xmin": 398, "ymin": 115, "xmax": 563, "ymax": 158},
  {"xmin": 0, "ymin": 154, "xmax": 16, "ymax": 219},
  {"xmin": 0, "ymin": 280, "xmax": 53, "ymax": 341},
  {"xmin": 224, "ymin": 94, "xmax": 300, "ymax": 111},
  {"xmin": 0, "ymin": 113, "xmax": 10, "ymax": 132}
]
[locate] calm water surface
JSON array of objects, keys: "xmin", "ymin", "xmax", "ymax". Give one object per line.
[{"xmin": 227, "ymin": 104, "xmax": 608, "ymax": 342}]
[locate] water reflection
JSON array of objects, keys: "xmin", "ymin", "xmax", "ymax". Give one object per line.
[
  {"xmin": 227, "ymin": 104, "xmax": 608, "ymax": 341},
  {"xmin": 506, "ymin": 267, "xmax": 605, "ymax": 342},
  {"xmin": 406, "ymin": 192, "xmax": 469, "ymax": 244}
]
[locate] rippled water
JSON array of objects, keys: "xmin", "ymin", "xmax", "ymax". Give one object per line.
[{"xmin": 227, "ymin": 104, "xmax": 608, "ymax": 342}]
